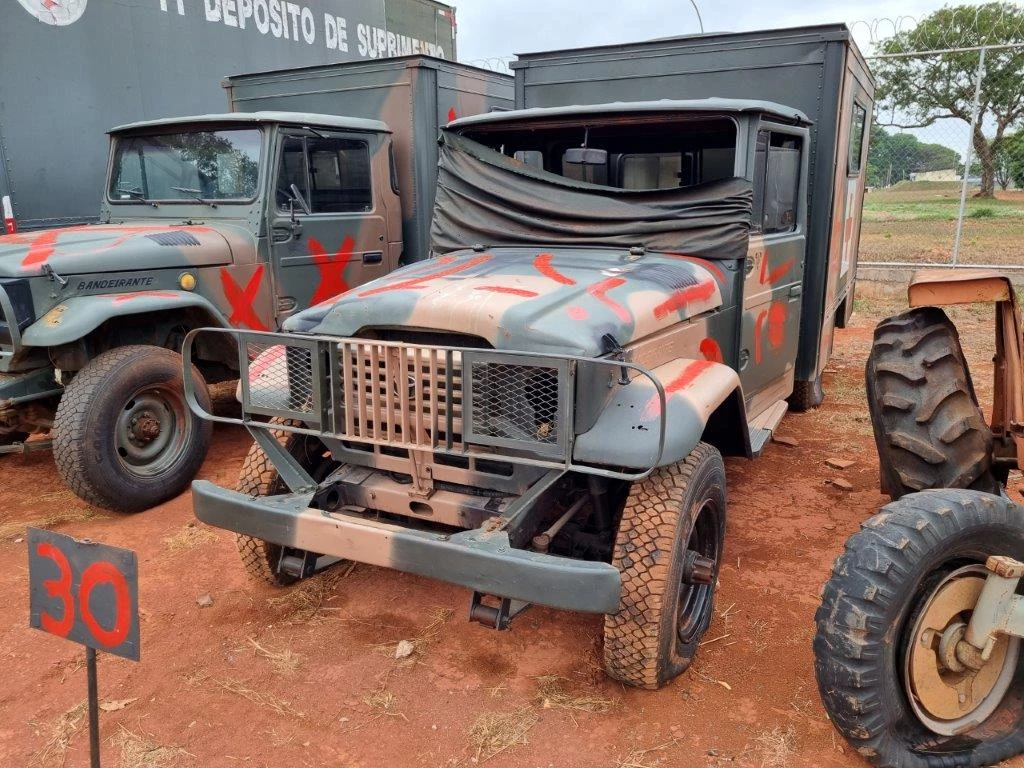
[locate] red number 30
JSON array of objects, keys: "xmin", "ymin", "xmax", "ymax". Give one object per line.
[{"xmin": 36, "ymin": 543, "xmax": 131, "ymax": 648}]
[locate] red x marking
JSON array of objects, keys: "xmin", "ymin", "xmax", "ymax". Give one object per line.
[
  {"xmin": 220, "ymin": 266, "xmax": 268, "ymax": 331},
  {"xmin": 308, "ymin": 236, "xmax": 354, "ymax": 306}
]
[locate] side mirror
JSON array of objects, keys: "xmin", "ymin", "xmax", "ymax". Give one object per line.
[{"xmin": 289, "ymin": 183, "xmax": 312, "ymax": 216}]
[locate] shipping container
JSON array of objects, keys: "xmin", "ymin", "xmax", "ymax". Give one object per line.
[
  {"xmin": 512, "ymin": 24, "xmax": 874, "ymax": 397},
  {"xmin": 0, "ymin": 0, "xmax": 457, "ymax": 230}
]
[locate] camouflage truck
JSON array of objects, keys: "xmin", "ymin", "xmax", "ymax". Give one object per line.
[
  {"xmin": 0, "ymin": 57, "xmax": 511, "ymax": 512},
  {"xmin": 188, "ymin": 42, "xmax": 874, "ymax": 689}
]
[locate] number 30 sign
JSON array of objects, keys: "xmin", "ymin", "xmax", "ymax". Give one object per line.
[{"xmin": 28, "ymin": 528, "xmax": 140, "ymax": 661}]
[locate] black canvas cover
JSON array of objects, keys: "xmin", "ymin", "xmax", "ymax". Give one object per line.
[{"xmin": 430, "ymin": 131, "xmax": 752, "ymax": 259}]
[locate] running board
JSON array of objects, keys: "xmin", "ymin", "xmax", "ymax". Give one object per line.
[{"xmin": 747, "ymin": 400, "xmax": 789, "ymax": 457}]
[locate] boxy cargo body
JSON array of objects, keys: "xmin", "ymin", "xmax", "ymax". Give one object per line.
[
  {"xmin": 224, "ymin": 56, "xmax": 513, "ymax": 264},
  {"xmin": 512, "ymin": 24, "xmax": 875, "ymax": 394},
  {"xmin": 0, "ymin": 0, "xmax": 457, "ymax": 231}
]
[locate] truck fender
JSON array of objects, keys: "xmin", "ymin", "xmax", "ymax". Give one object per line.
[
  {"xmin": 21, "ymin": 291, "xmax": 229, "ymax": 348},
  {"xmin": 573, "ymin": 358, "xmax": 744, "ymax": 471}
]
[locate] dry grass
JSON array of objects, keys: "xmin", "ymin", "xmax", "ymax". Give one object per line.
[
  {"xmin": 467, "ymin": 707, "xmax": 539, "ymax": 762},
  {"xmin": 214, "ymin": 678, "xmax": 305, "ymax": 718},
  {"xmin": 117, "ymin": 727, "xmax": 190, "ymax": 768},
  {"xmin": 265, "ymin": 564, "xmax": 355, "ymax": 623},
  {"xmin": 370, "ymin": 607, "xmax": 454, "ymax": 659},
  {"xmin": 361, "ymin": 688, "xmax": 407, "ymax": 721},
  {"xmin": 247, "ymin": 637, "xmax": 301, "ymax": 675},
  {"xmin": 755, "ymin": 725, "xmax": 796, "ymax": 768},
  {"xmin": 534, "ymin": 675, "xmax": 616, "ymax": 714},
  {"xmin": 162, "ymin": 522, "xmax": 215, "ymax": 553},
  {"xmin": 0, "ymin": 505, "xmax": 100, "ymax": 541},
  {"xmin": 613, "ymin": 738, "xmax": 682, "ymax": 768},
  {"xmin": 31, "ymin": 700, "xmax": 87, "ymax": 766}
]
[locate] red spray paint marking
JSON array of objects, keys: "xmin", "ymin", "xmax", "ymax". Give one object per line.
[
  {"xmin": 249, "ymin": 345, "xmax": 287, "ymax": 380},
  {"xmin": 699, "ymin": 338, "xmax": 724, "ymax": 363},
  {"xmin": 308, "ymin": 235, "xmax": 354, "ymax": 305},
  {"xmin": 358, "ymin": 253, "xmax": 492, "ymax": 297},
  {"xmin": 447, "ymin": 108, "xmax": 458, "ymax": 123},
  {"xmin": 22, "ymin": 230, "xmax": 61, "ymax": 269},
  {"xmin": 474, "ymin": 286, "xmax": 538, "ymax": 298},
  {"xmin": 567, "ymin": 306, "xmax": 588, "ymax": 321},
  {"xmin": 753, "ymin": 310, "xmax": 768, "ymax": 365},
  {"xmin": 18, "ymin": 225, "xmax": 214, "ymax": 269},
  {"xmin": 533, "ymin": 253, "xmax": 575, "ymax": 286},
  {"xmin": 667, "ymin": 253, "xmax": 726, "ymax": 283},
  {"xmin": 220, "ymin": 266, "xmax": 268, "ymax": 331},
  {"xmin": 652, "ymin": 281, "xmax": 717, "ymax": 320},
  {"xmin": 112, "ymin": 291, "xmax": 183, "ymax": 304},
  {"xmin": 767, "ymin": 301, "xmax": 787, "ymax": 349},
  {"xmin": 588, "ymin": 277, "xmax": 630, "ymax": 323},
  {"xmin": 643, "ymin": 360, "xmax": 715, "ymax": 419}
]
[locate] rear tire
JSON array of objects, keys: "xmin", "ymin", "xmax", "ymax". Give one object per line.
[
  {"xmin": 866, "ymin": 307, "xmax": 998, "ymax": 500},
  {"xmin": 603, "ymin": 443, "xmax": 726, "ymax": 689},
  {"xmin": 814, "ymin": 490, "xmax": 1024, "ymax": 768},
  {"xmin": 235, "ymin": 419, "xmax": 337, "ymax": 586},
  {"xmin": 53, "ymin": 345, "xmax": 212, "ymax": 512}
]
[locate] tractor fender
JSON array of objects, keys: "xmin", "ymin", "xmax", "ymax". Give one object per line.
[
  {"xmin": 21, "ymin": 291, "xmax": 229, "ymax": 348},
  {"xmin": 573, "ymin": 358, "xmax": 743, "ymax": 471}
]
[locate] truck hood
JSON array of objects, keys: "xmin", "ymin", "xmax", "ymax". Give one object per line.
[
  {"xmin": 289, "ymin": 247, "xmax": 724, "ymax": 356},
  {"xmin": 0, "ymin": 222, "xmax": 251, "ymax": 278}
]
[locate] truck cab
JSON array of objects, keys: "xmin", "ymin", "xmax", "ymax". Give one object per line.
[{"xmin": 0, "ymin": 112, "xmax": 400, "ymax": 511}]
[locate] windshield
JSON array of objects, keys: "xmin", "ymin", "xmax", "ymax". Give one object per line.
[{"xmin": 109, "ymin": 128, "xmax": 262, "ymax": 203}]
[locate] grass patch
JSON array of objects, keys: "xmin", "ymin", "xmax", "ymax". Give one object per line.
[
  {"xmin": 163, "ymin": 522, "xmax": 215, "ymax": 553},
  {"xmin": 370, "ymin": 606, "xmax": 454, "ymax": 659},
  {"xmin": 468, "ymin": 707, "xmax": 539, "ymax": 763},
  {"xmin": 214, "ymin": 678, "xmax": 305, "ymax": 718},
  {"xmin": 0, "ymin": 506, "xmax": 101, "ymax": 541},
  {"xmin": 534, "ymin": 676, "xmax": 616, "ymax": 714},
  {"xmin": 613, "ymin": 738, "xmax": 682, "ymax": 768},
  {"xmin": 265, "ymin": 563, "xmax": 355, "ymax": 623},
  {"xmin": 31, "ymin": 700, "xmax": 87, "ymax": 767},
  {"xmin": 755, "ymin": 725, "xmax": 796, "ymax": 768},
  {"xmin": 117, "ymin": 726, "xmax": 190, "ymax": 768},
  {"xmin": 247, "ymin": 637, "xmax": 301, "ymax": 674}
]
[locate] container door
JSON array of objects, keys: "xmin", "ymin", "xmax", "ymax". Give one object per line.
[
  {"xmin": 269, "ymin": 130, "xmax": 389, "ymax": 325},
  {"xmin": 739, "ymin": 124, "xmax": 809, "ymax": 420}
]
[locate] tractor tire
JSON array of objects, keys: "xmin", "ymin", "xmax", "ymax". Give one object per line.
[
  {"xmin": 235, "ymin": 419, "xmax": 337, "ymax": 586},
  {"xmin": 814, "ymin": 489, "xmax": 1024, "ymax": 768},
  {"xmin": 53, "ymin": 345, "xmax": 212, "ymax": 512},
  {"xmin": 866, "ymin": 307, "xmax": 999, "ymax": 500},
  {"xmin": 604, "ymin": 442, "xmax": 726, "ymax": 689},
  {"xmin": 789, "ymin": 375, "xmax": 824, "ymax": 412}
]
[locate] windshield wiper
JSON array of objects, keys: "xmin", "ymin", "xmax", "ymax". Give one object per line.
[
  {"xmin": 170, "ymin": 186, "xmax": 217, "ymax": 209},
  {"xmin": 121, "ymin": 188, "xmax": 157, "ymax": 207}
]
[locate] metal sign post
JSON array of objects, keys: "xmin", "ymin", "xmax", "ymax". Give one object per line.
[{"xmin": 27, "ymin": 528, "xmax": 140, "ymax": 768}]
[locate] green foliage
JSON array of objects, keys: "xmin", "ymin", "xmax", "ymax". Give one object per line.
[
  {"xmin": 968, "ymin": 206, "xmax": 995, "ymax": 218},
  {"xmin": 873, "ymin": 3, "xmax": 1024, "ymax": 197},
  {"xmin": 993, "ymin": 132, "xmax": 1024, "ymax": 189},
  {"xmin": 867, "ymin": 126, "xmax": 960, "ymax": 186}
]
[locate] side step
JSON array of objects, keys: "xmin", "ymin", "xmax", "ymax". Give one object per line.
[{"xmin": 747, "ymin": 400, "xmax": 789, "ymax": 457}]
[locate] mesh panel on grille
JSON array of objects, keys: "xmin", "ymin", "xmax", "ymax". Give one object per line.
[
  {"xmin": 246, "ymin": 342, "xmax": 315, "ymax": 415},
  {"xmin": 469, "ymin": 361, "xmax": 560, "ymax": 445}
]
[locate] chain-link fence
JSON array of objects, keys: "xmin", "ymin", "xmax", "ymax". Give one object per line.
[{"xmin": 857, "ymin": 6, "xmax": 1024, "ymax": 269}]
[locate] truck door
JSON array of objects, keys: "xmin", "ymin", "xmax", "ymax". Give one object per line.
[
  {"xmin": 269, "ymin": 130, "xmax": 389, "ymax": 324},
  {"xmin": 739, "ymin": 123, "xmax": 810, "ymax": 420}
]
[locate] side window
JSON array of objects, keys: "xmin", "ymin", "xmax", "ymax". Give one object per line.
[
  {"xmin": 276, "ymin": 135, "xmax": 307, "ymax": 210},
  {"xmin": 752, "ymin": 130, "xmax": 801, "ymax": 235},
  {"xmin": 848, "ymin": 103, "xmax": 867, "ymax": 175},
  {"xmin": 307, "ymin": 137, "xmax": 372, "ymax": 213},
  {"xmin": 275, "ymin": 135, "xmax": 372, "ymax": 213}
]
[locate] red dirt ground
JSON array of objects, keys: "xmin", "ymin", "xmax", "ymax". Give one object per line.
[{"xmin": 2, "ymin": 293, "xmax": 1023, "ymax": 768}]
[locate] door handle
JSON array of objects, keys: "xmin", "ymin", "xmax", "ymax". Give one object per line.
[{"xmin": 362, "ymin": 251, "xmax": 383, "ymax": 265}]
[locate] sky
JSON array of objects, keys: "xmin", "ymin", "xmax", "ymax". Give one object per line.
[{"xmin": 449, "ymin": 0, "xmax": 986, "ymax": 65}]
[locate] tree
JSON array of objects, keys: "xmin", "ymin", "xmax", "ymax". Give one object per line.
[
  {"xmin": 866, "ymin": 126, "xmax": 961, "ymax": 186},
  {"xmin": 873, "ymin": 3, "xmax": 1024, "ymax": 198},
  {"xmin": 993, "ymin": 132, "xmax": 1024, "ymax": 189}
]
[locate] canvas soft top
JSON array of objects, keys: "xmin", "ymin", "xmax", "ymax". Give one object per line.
[{"xmin": 448, "ymin": 99, "xmax": 812, "ymax": 130}]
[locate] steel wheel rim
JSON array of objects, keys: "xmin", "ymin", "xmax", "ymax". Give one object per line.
[
  {"xmin": 677, "ymin": 498, "xmax": 719, "ymax": 647},
  {"xmin": 903, "ymin": 564, "xmax": 1021, "ymax": 736},
  {"xmin": 114, "ymin": 383, "xmax": 191, "ymax": 478}
]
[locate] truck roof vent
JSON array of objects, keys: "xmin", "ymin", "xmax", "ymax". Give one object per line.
[{"xmin": 146, "ymin": 231, "xmax": 201, "ymax": 247}]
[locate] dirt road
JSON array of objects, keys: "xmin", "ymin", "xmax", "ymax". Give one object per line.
[{"xmin": 1, "ymin": 292, "xmax": 1022, "ymax": 768}]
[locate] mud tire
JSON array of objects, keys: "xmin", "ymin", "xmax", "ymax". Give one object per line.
[
  {"xmin": 53, "ymin": 345, "xmax": 212, "ymax": 512},
  {"xmin": 603, "ymin": 443, "xmax": 726, "ymax": 689},
  {"xmin": 789, "ymin": 375, "xmax": 824, "ymax": 412},
  {"xmin": 866, "ymin": 307, "xmax": 998, "ymax": 500},
  {"xmin": 235, "ymin": 419, "xmax": 335, "ymax": 586},
  {"xmin": 814, "ymin": 489, "xmax": 1024, "ymax": 768}
]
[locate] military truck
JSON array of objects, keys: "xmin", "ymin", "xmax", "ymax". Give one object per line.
[
  {"xmin": 186, "ymin": 26, "xmax": 875, "ymax": 689},
  {"xmin": 0, "ymin": 56, "xmax": 511, "ymax": 512}
]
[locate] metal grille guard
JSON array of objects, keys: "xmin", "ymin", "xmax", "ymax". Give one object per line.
[{"xmin": 182, "ymin": 328, "xmax": 667, "ymax": 482}]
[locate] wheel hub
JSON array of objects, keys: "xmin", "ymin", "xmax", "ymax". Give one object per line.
[
  {"xmin": 904, "ymin": 565, "xmax": 1020, "ymax": 735},
  {"xmin": 131, "ymin": 413, "xmax": 163, "ymax": 442},
  {"xmin": 114, "ymin": 386, "xmax": 190, "ymax": 477}
]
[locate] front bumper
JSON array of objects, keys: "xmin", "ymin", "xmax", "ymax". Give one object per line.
[{"xmin": 192, "ymin": 479, "xmax": 622, "ymax": 614}]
